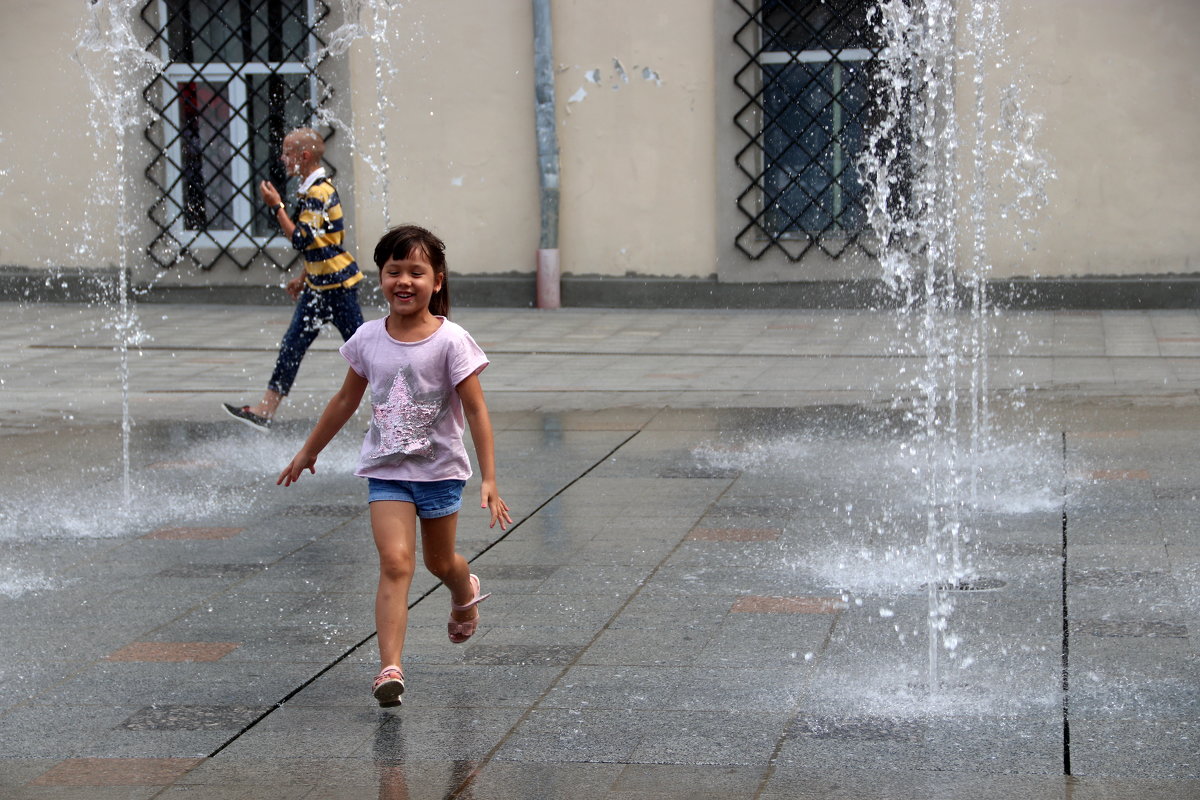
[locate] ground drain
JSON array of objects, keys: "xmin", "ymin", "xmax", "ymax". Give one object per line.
[
  {"xmin": 659, "ymin": 466, "xmax": 741, "ymax": 479},
  {"xmin": 921, "ymin": 577, "xmax": 1007, "ymax": 592},
  {"xmin": 793, "ymin": 716, "xmax": 924, "ymax": 742},
  {"xmin": 120, "ymin": 705, "xmax": 269, "ymax": 731}
]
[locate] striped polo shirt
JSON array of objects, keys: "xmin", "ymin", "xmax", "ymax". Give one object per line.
[{"xmin": 292, "ymin": 168, "xmax": 362, "ymax": 291}]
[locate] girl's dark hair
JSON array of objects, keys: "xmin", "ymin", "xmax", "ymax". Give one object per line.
[{"xmin": 373, "ymin": 224, "xmax": 450, "ymax": 317}]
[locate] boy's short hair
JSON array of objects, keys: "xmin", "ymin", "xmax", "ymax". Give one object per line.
[{"xmin": 287, "ymin": 128, "xmax": 325, "ymax": 159}]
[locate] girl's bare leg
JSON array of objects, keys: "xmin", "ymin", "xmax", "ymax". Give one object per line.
[
  {"xmin": 420, "ymin": 513, "xmax": 477, "ymax": 623},
  {"xmin": 370, "ymin": 501, "xmax": 418, "ymax": 668}
]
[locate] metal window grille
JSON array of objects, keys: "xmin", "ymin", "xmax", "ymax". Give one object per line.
[
  {"xmin": 732, "ymin": 0, "xmax": 889, "ymax": 262},
  {"xmin": 141, "ymin": 0, "xmax": 333, "ymax": 272}
]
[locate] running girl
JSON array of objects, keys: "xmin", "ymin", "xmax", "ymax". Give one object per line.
[{"xmin": 278, "ymin": 224, "xmax": 512, "ymax": 707}]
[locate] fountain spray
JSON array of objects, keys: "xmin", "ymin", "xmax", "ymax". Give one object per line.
[
  {"xmin": 862, "ymin": 0, "xmax": 1052, "ymax": 692},
  {"xmin": 75, "ymin": 0, "xmax": 161, "ymax": 507},
  {"xmin": 319, "ymin": 0, "xmax": 402, "ymax": 230},
  {"xmin": 861, "ymin": 0, "xmax": 964, "ymax": 692}
]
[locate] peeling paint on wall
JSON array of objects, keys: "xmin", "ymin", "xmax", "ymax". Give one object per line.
[
  {"xmin": 612, "ymin": 57, "xmax": 628, "ymax": 86},
  {"xmin": 563, "ymin": 60, "xmax": 664, "ymax": 118}
]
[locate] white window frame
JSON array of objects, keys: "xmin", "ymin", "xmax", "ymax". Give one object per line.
[{"xmin": 152, "ymin": 0, "xmax": 320, "ymax": 248}]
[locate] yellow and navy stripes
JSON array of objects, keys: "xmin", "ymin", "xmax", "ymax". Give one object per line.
[{"xmin": 292, "ymin": 178, "xmax": 362, "ymax": 291}]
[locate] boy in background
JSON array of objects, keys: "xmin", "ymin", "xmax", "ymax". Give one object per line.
[{"xmin": 224, "ymin": 128, "xmax": 365, "ymax": 430}]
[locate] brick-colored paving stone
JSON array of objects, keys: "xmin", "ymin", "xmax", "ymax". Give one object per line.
[
  {"xmin": 731, "ymin": 596, "xmax": 846, "ymax": 614},
  {"xmin": 106, "ymin": 642, "xmax": 240, "ymax": 662},
  {"xmin": 687, "ymin": 527, "xmax": 781, "ymax": 542},
  {"xmin": 29, "ymin": 758, "xmax": 204, "ymax": 786},
  {"xmin": 1089, "ymin": 469, "xmax": 1151, "ymax": 480}
]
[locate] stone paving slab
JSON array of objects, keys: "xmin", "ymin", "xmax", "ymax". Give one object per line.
[
  {"xmin": 7, "ymin": 304, "xmax": 1200, "ymax": 422},
  {"xmin": 2, "ymin": 303, "xmax": 1200, "ymax": 797}
]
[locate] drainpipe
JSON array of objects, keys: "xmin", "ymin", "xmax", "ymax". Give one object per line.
[{"xmin": 533, "ymin": 0, "xmax": 561, "ymax": 308}]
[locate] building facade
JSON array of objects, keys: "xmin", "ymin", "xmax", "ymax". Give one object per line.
[{"xmin": 2, "ymin": 0, "xmax": 1199, "ymax": 307}]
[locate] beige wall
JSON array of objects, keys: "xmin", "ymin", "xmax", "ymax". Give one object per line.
[
  {"xmin": 0, "ymin": 0, "xmax": 347, "ymax": 289},
  {"xmin": 345, "ymin": 2, "xmax": 539, "ymax": 278},
  {"xmin": 551, "ymin": 0, "xmax": 717, "ymax": 279},
  {"xmin": 2, "ymin": 0, "xmax": 1198, "ymax": 289},
  {"xmin": 346, "ymin": 0, "xmax": 717, "ymax": 280},
  {"xmin": 984, "ymin": 0, "xmax": 1200, "ymax": 277},
  {"xmin": 0, "ymin": 1, "xmax": 124, "ymax": 270}
]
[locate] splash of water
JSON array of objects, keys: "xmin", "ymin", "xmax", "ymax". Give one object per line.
[
  {"xmin": 694, "ymin": 425, "xmax": 1065, "ymax": 711},
  {"xmin": 313, "ymin": 0, "xmax": 411, "ymax": 229},
  {"xmin": 860, "ymin": 0, "xmax": 1051, "ymax": 691},
  {"xmin": 862, "ymin": 0, "xmax": 962, "ymax": 692},
  {"xmin": 0, "ymin": 567, "xmax": 56, "ymax": 599},
  {"xmin": 0, "ymin": 429, "xmax": 361, "ymax": 542},
  {"xmin": 66, "ymin": 0, "xmax": 387, "ymax": 513},
  {"xmin": 74, "ymin": 0, "xmax": 163, "ymax": 507}
]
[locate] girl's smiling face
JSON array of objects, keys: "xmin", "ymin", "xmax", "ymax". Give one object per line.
[{"xmin": 380, "ymin": 246, "xmax": 443, "ymax": 319}]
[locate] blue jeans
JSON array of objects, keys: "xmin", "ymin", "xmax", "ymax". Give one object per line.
[{"xmin": 268, "ymin": 285, "xmax": 364, "ymax": 396}]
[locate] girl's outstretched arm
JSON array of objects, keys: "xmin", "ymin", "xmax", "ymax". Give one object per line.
[
  {"xmin": 457, "ymin": 373, "xmax": 512, "ymax": 530},
  {"xmin": 278, "ymin": 367, "xmax": 368, "ymax": 486}
]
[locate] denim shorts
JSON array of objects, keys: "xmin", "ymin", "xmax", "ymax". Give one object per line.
[{"xmin": 366, "ymin": 478, "xmax": 465, "ymax": 519}]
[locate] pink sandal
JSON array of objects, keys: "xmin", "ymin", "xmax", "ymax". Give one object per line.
[
  {"xmin": 447, "ymin": 574, "xmax": 490, "ymax": 644},
  {"xmin": 372, "ymin": 665, "xmax": 405, "ymax": 707}
]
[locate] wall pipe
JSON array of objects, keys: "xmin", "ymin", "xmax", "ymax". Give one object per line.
[{"xmin": 532, "ymin": 0, "xmax": 561, "ymax": 308}]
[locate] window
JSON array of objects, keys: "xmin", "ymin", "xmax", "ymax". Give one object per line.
[
  {"xmin": 732, "ymin": 0, "xmax": 886, "ymax": 262},
  {"xmin": 142, "ymin": 0, "xmax": 333, "ymax": 271}
]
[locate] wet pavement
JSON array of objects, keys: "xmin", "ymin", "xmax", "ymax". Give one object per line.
[{"xmin": 1, "ymin": 302, "xmax": 1198, "ymax": 798}]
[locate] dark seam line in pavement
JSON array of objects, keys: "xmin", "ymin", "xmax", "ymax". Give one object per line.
[
  {"xmin": 0, "ymin": 511, "xmax": 373, "ymax": 723},
  {"xmin": 754, "ymin": 610, "xmax": 845, "ymax": 799},
  {"xmin": 207, "ymin": 627, "xmax": 383, "ymax": 759},
  {"xmin": 462, "ymin": 430, "xmax": 644, "ymax": 565},
  {"xmin": 5, "ymin": 513, "xmax": 374, "ymax": 758},
  {"xmin": 205, "ymin": 428, "xmax": 644, "ymax": 760},
  {"xmin": 449, "ymin": 423, "xmax": 741, "ymax": 798},
  {"xmin": 1060, "ymin": 430, "xmax": 1073, "ymax": 777},
  {"xmin": 203, "ymin": 510, "xmax": 376, "ymax": 758}
]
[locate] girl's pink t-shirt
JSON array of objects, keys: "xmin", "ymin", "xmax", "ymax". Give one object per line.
[{"xmin": 339, "ymin": 317, "xmax": 488, "ymax": 481}]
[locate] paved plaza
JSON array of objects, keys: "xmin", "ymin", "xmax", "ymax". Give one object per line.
[{"xmin": 1, "ymin": 301, "xmax": 1198, "ymax": 798}]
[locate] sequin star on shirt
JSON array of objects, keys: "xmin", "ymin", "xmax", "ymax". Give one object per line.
[{"xmin": 367, "ymin": 365, "xmax": 446, "ymax": 463}]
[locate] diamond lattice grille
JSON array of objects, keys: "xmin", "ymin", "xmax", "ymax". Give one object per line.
[
  {"xmin": 732, "ymin": 0, "xmax": 888, "ymax": 263},
  {"xmin": 141, "ymin": 0, "xmax": 332, "ymax": 272}
]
